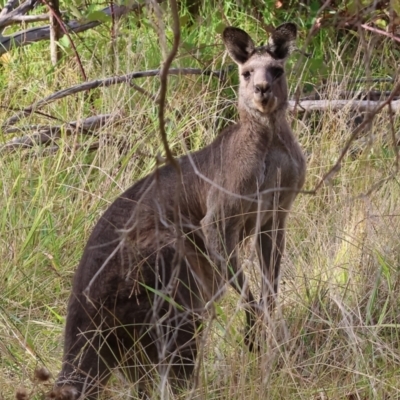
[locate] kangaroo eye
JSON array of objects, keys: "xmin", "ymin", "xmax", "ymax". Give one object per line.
[
  {"xmin": 270, "ymin": 67, "xmax": 284, "ymax": 80},
  {"xmin": 242, "ymin": 71, "xmax": 251, "ymax": 80}
]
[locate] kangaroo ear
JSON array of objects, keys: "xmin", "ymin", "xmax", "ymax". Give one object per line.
[
  {"xmin": 268, "ymin": 22, "xmax": 297, "ymax": 59},
  {"xmin": 222, "ymin": 27, "xmax": 255, "ymax": 64}
]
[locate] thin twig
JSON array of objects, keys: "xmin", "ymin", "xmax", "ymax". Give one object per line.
[
  {"xmin": 42, "ymin": 0, "xmax": 86, "ymax": 80},
  {"xmin": 157, "ymin": 0, "xmax": 180, "ymax": 169},
  {"xmin": 129, "ymin": 82, "xmax": 159, "ymax": 103}
]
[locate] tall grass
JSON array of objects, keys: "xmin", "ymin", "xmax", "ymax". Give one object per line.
[{"xmin": 0, "ymin": 1, "xmax": 399, "ymax": 398}]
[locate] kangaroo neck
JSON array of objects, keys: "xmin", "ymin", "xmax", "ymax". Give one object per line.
[{"xmin": 238, "ymin": 107, "xmax": 287, "ymax": 138}]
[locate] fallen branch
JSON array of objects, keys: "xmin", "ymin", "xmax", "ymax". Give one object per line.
[
  {"xmin": 299, "ymin": 90, "xmax": 399, "ymax": 101},
  {"xmin": 1, "ymin": 113, "xmax": 119, "ymax": 153},
  {"xmin": 0, "ymin": 0, "xmax": 38, "ymax": 29},
  {"xmin": 289, "ymin": 99, "xmax": 400, "ymax": 113},
  {"xmin": 2, "ymin": 67, "xmax": 228, "ymax": 127},
  {"xmin": 5, "ymin": 14, "xmax": 50, "ymax": 23}
]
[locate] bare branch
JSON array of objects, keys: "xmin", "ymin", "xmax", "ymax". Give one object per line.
[
  {"xmin": 361, "ymin": 23, "xmax": 400, "ymax": 44},
  {"xmin": 6, "ymin": 14, "xmax": 50, "ymax": 23},
  {"xmin": 2, "ymin": 67, "xmax": 225, "ymax": 127},
  {"xmin": 0, "ymin": 0, "xmax": 38, "ymax": 28},
  {"xmin": 299, "ymin": 90, "xmax": 399, "ymax": 101}
]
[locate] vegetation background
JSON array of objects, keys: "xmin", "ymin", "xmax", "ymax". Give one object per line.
[{"xmin": 0, "ymin": 0, "xmax": 399, "ymax": 398}]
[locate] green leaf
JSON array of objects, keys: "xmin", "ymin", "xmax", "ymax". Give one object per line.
[
  {"xmin": 45, "ymin": 305, "xmax": 65, "ymax": 324},
  {"xmin": 179, "ymin": 15, "xmax": 189, "ymax": 26},
  {"xmin": 86, "ymin": 10, "xmax": 111, "ymax": 23},
  {"xmin": 182, "ymin": 41, "xmax": 195, "ymax": 51},
  {"xmin": 215, "ymin": 22, "xmax": 226, "ymax": 34},
  {"xmin": 68, "ymin": 4, "xmax": 83, "ymax": 19},
  {"xmin": 139, "ymin": 283, "xmax": 184, "ymax": 311},
  {"xmin": 310, "ymin": 0, "xmax": 320, "ymax": 14},
  {"xmin": 58, "ymin": 35, "xmax": 70, "ymax": 48},
  {"xmin": 375, "ymin": 19, "xmax": 387, "ymax": 29},
  {"xmin": 306, "ymin": 57, "xmax": 329, "ymax": 78}
]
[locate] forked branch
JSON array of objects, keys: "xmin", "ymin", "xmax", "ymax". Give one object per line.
[{"xmin": 313, "ymin": 78, "xmax": 400, "ymax": 192}]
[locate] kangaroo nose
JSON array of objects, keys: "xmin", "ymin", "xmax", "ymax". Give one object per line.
[{"xmin": 254, "ymin": 82, "xmax": 270, "ymax": 95}]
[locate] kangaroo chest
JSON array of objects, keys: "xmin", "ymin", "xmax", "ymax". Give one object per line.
[
  {"xmin": 261, "ymin": 145, "xmax": 304, "ymax": 192},
  {"xmin": 242, "ymin": 140, "xmax": 305, "ymax": 232}
]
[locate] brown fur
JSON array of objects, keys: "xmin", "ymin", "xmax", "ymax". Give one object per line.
[{"xmin": 48, "ymin": 23, "xmax": 306, "ymax": 399}]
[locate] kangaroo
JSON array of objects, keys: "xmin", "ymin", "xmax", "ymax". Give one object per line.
[{"xmin": 48, "ymin": 23, "xmax": 306, "ymax": 399}]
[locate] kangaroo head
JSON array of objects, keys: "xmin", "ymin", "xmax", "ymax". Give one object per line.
[{"xmin": 222, "ymin": 23, "xmax": 297, "ymax": 118}]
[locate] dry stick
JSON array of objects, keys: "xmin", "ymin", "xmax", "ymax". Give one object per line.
[
  {"xmin": 46, "ymin": 0, "xmax": 62, "ymax": 66},
  {"xmin": 129, "ymin": 81, "xmax": 159, "ymax": 103},
  {"xmin": 1, "ymin": 114, "xmax": 118, "ymax": 153},
  {"xmin": 109, "ymin": 0, "xmax": 117, "ymax": 71},
  {"xmin": 0, "ymin": 104, "xmax": 61, "ymax": 122},
  {"xmin": 288, "ymin": 99, "xmax": 400, "ymax": 113},
  {"xmin": 6, "ymin": 14, "xmax": 49, "ymax": 23},
  {"xmin": 26, "ymin": 141, "xmax": 100, "ymax": 158},
  {"xmin": 299, "ymin": 90, "xmax": 399, "ymax": 101},
  {"xmin": 361, "ymin": 23, "xmax": 400, "ymax": 44},
  {"xmin": 2, "ymin": 67, "xmax": 224, "ymax": 127},
  {"xmin": 313, "ymin": 79, "xmax": 400, "ymax": 192}
]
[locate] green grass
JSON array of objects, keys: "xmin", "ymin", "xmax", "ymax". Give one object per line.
[{"xmin": 1, "ymin": 1, "xmax": 400, "ymax": 399}]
